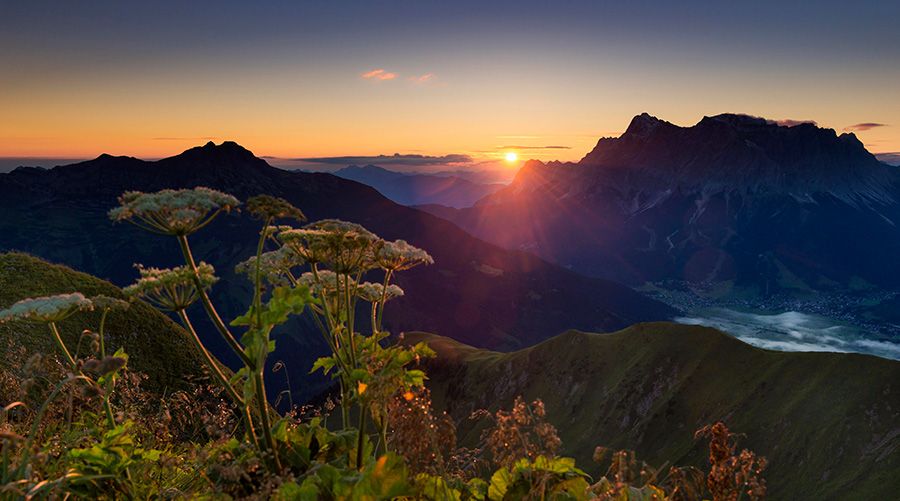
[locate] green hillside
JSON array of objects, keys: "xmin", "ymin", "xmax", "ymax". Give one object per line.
[
  {"xmin": 409, "ymin": 323, "xmax": 900, "ymax": 500},
  {"xmin": 0, "ymin": 252, "xmax": 205, "ymax": 392}
]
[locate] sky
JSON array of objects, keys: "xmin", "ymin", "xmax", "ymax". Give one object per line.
[{"xmin": 1, "ymin": 0, "xmax": 899, "ymax": 172}]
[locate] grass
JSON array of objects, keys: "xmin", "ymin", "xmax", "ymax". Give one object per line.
[
  {"xmin": 0, "ymin": 252, "xmax": 205, "ymax": 393},
  {"xmin": 408, "ymin": 322, "xmax": 900, "ymax": 500}
]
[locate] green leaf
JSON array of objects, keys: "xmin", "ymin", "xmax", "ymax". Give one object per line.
[
  {"xmin": 274, "ymin": 480, "xmax": 319, "ymax": 501},
  {"xmin": 488, "ymin": 467, "xmax": 513, "ymax": 501},
  {"xmin": 310, "ymin": 356, "xmax": 336, "ymax": 375}
]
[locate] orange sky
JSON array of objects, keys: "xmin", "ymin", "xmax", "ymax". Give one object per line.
[{"xmin": 1, "ymin": 2, "xmax": 898, "ymax": 164}]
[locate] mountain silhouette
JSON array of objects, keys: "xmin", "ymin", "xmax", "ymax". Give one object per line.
[
  {"xmin": 425, "ymin": 113, "xmax": 900, "ymax": 299},
  {"xmin": 0, "ymin": 141, "xmax": 674, "ymax": 400}
]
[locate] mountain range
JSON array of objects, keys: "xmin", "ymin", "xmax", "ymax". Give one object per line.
[
  {"xmin": 423, "ymin": 113, "xmax": 900, "ymax": 298},
  {"xmin": 333, "ymin": 164, "xmax": 504, "ymax": 208},
  {"xmin": 0, "ymin": 141, "xmax": 673, "ymax": 400},
  {"xmin": 411, "ymin": 323, "xmax": 900, "ymax": 500}
]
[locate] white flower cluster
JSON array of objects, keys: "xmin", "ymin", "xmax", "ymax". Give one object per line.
[
  {"xmin": 108, "ymin": 187, "xmax": 240, "ymax": 236},
  {"xmin": 235, "ymin": 246, "xmax": 304, "ymax": 286},
  {"xmin": 376, "ymin": 239, "xmax": 434, "ymax": 271},
  {"xmin": 89, "ymin": 294, "xmax": 130, "ymax": 311},
  {"xmin": 297, "ymin": 270, "xmax": 355, "ymax": 294},
  {"xmin": 0, "ymin": 293, "xmax": 94, "ymax": 323},
  {"xmin": 356, "ymin": 282, "xmax": 405, "ymax": 303},
  {"xmin": 123, "ymin": 262, "xmax": 217, "ymax": 311},
  {"xmin": 280, "ymin": 220, "xmax": 380, "ymax": 272}
]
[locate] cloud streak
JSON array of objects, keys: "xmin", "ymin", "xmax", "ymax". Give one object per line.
[
  {"xmin": 774, "ymin": 118, "xmax": 817, "ymax": 127},
  {"xmin": 152, "ymin": 136, "xmax": 218, "ymax": 141},
  {"xmin": 875, "ymin": 152, "xmax": 900, "ymax": 166},
  {"xmin": 844, "ymin": 122, "xmax": 888, "ymax": 132},
  {"xmin": 498, "ymin": 145, "xmax": 571, "ymax": 150},
  {"xmin": 408, "ymin": 73, "xmax": 435, "ymax": 84},
  {"xmin": 288, "ymin": 153, "xmax": 473, "ymax": 166},
  {"xmin": 361, "ymin": 68, "xmax": 397, "ymax": 81}
]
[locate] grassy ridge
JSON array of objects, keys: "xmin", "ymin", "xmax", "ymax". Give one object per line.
[
  {"xmin": 409, "ymin": 323, "xmax": 900, "ymax": 500},
  {"xmin": 0, "ymin": 252, "xmax": 204, "ymax": 393}
]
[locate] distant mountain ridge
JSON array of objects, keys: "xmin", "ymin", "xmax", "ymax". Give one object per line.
[
  {"xmin": 334, "ymin": 164, "xmax": 504, "ymax": 208},
  {"xmin": 0, "ymin": 141, "xmax": 674, "ymax": 401},
  {"xmin": 427, "ymin": 113, "xmax": 900, "ymax": 296}
]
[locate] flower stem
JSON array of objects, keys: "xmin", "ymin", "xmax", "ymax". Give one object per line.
[
  {"xmin": 253, "ymin": 370, "xmax": 281, "ymax": 471},
  {"xmin": 376, "ymin": 270, "xmax": 393, "ymax": 332},
  {"xmin": 49, "ymin": 322, "xmax": 115, "ymax": 428},
  {"xmin": 176, "ymin": 309, "xmax": 258, "ymax": 448},
  {"xmin": 97, "ymin": 309, "xmax": 116, "ymax": 427},
  {"xmin": 356, "ymin": 403, "xmax": 367, "ymax": 469},
  {"xmin": 47, "ymin": 322, "xmax": 77, "ymax": 370},
  {"xmin": 177, "ymin": 234, "xmax": 252, "ymax": 367}
]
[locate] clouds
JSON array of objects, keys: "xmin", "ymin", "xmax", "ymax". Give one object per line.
[
  {"xmin": 676, "ymin": 307, "xmax": 900, "ymax": 360},
  {"xmin": 875, "ymin": 152, "xmax": 900, "ymax": 166},
  {"xmin": 498, "ymin": 145, "xmax": 571, "ymax": 150},
  {"xmin": 844, "ymin": 122, "xmax": 888, "ymax": 132},
  {"xmin": 362, "ymin": 69, "xmax": 436, "ymax": 84},
  {"xmin": 152, "ymin": 136, "xmax": 218, "ymax": 141},
  {"xmin": 774, "ymin": 119, "xmax": 817, "ymax": 127},
  {"xmin": 408, "ymin": 73, "xmax": 435, "ymax": 84},
  {"xmin": 361, "ymin": 69, "xmax": 397, "ymax": 81},
  {"xmin": 293, "ymin": 153, "xmax": 472, "ymax": 166}
]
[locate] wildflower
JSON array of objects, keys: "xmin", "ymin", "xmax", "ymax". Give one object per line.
[
  {"xmin": 297, "ymin": 271, "xmax": 358, "ymax": 301},
  {"xmin": 358, "ymin": 382, "xmax": 368, "ymax": 395},
  {"xmin": 283, "ymin": 219, "xmax": 381, "ymax": 273},
  {"xmin": 235, "ymin": 246, "xmax": 304, "ymax": 286},
  {"xmin": 108, "ymin": 187, "xmax": 240, "ymax": 236},
  {"xmin": 0, "ymin": 293, "xmax": 93, "ymax": 324},
  {"xmin": 245, "ymin": 194, "xmax": 306, "ymax": 222},
  {"xmin": 375, "ymin": 239, "xmax": 434, "ymax": 271},
  {"xmin": 278, "ymin": 228, "xmax": 338, "ymax": 264},
  {"xmin": 261, "ymin": 225, "xmax": 294, "ymax": 240},
  {"xmin": 403, "ymin": 391, "xmax": 415, "ymax": 401},
  {"xmin": 357, "ymin": 282, "xmax": 405, "ymax": 303},
  {"xmin": 123, "ymin": 263, "xmax": 218, "ymax": 311},
  {"xmin": 89, "ymin": 295, "xmax": 130, "ymax": 311}
]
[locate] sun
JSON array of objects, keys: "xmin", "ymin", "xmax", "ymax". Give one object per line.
[{"xmin": 504, "ymin": 151, "xmax": 518, "ymax": 162}]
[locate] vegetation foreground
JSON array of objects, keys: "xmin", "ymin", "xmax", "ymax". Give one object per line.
[{"xmin": 0, "ymin": 187, "xmax": 770, "ymax": 499}]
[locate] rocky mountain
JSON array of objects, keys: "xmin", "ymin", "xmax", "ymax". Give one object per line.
[
  {"xmin": 412, "ymin": 322, "xmax": 900, "ymax": 500},
  {"xmin": 424, "ymin": 114, "xmax": 900, "ymax": 296},
  {"xmin": 0, "ymin": 141, "xmax": 674, "ymax": 401},
  {"xmin": 334, "ymin": 164, "xmax": 504, "ymax": 208}
]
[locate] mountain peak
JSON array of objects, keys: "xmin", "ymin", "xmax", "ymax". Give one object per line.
[
  {"xmin": 572, "ymin": 111, "xmax": 895, "ymax": 204},
  {"xmin": 170, "ymin": 141, "xmax": 261, "ymax": 166},
  {"xmin": 623, "ymin": 112, "xmax": 670, "ymax": 138},
  {"xmin": 701, "ymin": 113, "xmax": 769, "ymax": 127}
]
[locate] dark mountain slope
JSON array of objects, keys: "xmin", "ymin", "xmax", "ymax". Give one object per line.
[
  {"xmin": 426, "ymin": 114, "xmax": 900, "ymax": 296},
  {"xmin": 0, "ymin": 253, "xmax": 204, "ymax": 393},
  {"xmin": 334, "ymin": 164, "xmax": 504, "ymax": 208},
  {"xmin": 410, "ymin": 322, "xmax": 900, "ymax": 500},
  {"xmin": 0, "ymin": 142, "xmax": 674, "ymax": 400}
]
